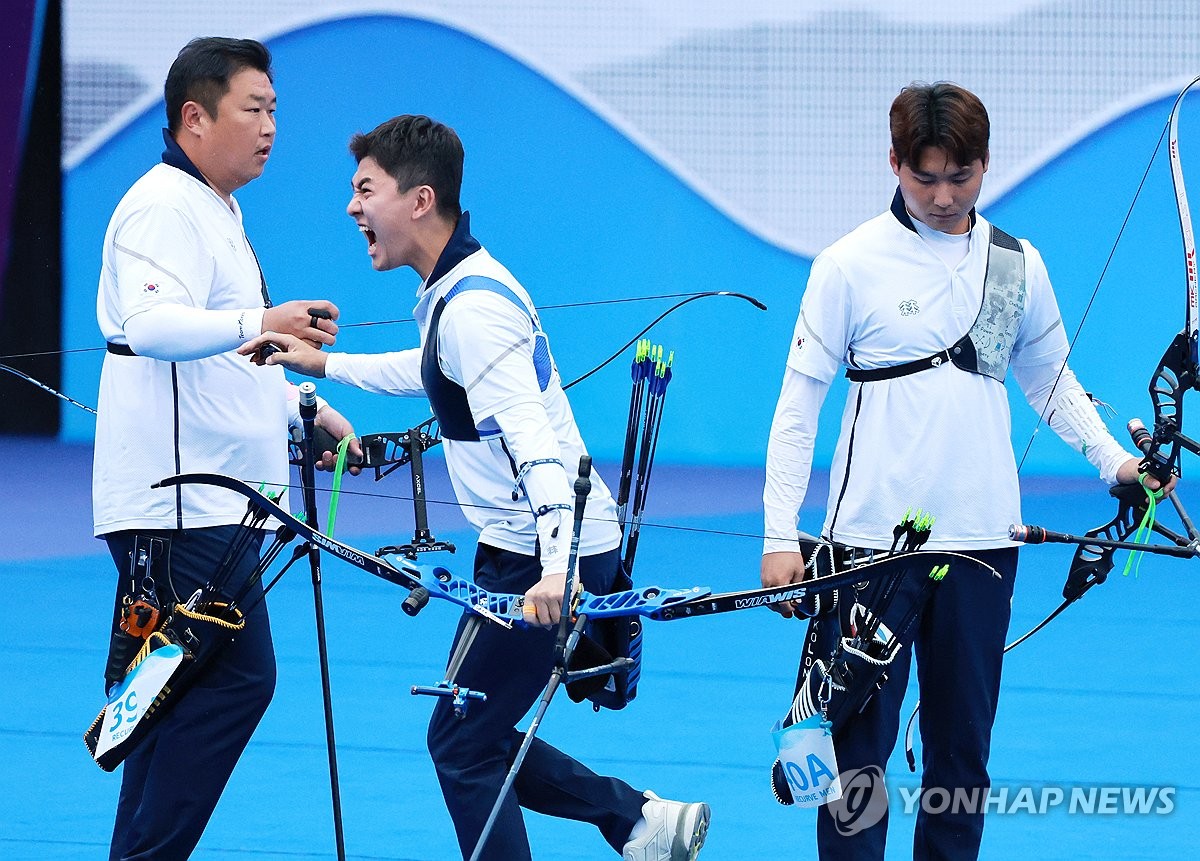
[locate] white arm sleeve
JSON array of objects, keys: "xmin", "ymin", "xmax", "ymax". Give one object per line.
[
  {"xmin": 324, "ymin": 349, "xmax": 425, "ymax": 397},
  {"xmin": 492, "ymin": 398, "xmax": 574, "ymax": 577},
  {"xmin": 122, "ymin": 304, "xmax": 265, "ymax": 361},
  {"xmin": 1013, "ymin": 359, "xmax": 1134, "ymax": 486},
  {"xmin": 763, "ymin": 367, "xmax": 830, "ymax": 554}
]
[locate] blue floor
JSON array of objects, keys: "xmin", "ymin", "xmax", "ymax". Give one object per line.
[{"xmin": 2, "ymin": 438, "xmax": 1197, "ymax": 858}]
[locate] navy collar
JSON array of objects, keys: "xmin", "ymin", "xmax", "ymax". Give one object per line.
[
  {"xmin": 160, "ymin": 128, "xmax": 210, "ymax": 187},
  {"xmin": 426, "ymin": 211, "xmax": 482, "ymax": 286},
  {"xmin": 890, "ymin": 186, "xmax": 976, "ymax": 234},
  {"xmin": 161, "ymin": 128, "xmax": 271, "ymax": 305}
]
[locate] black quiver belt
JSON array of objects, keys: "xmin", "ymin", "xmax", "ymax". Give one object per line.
[
  {"xmin": 565, "ymin": 559, "xmax": 642, "ymax": 710},
  {"xmin": 770, "ymin": 552, "xmax": 945, "ymax": 804},
  {"xmin": 84, "ymin": 598, "xmax": 245, "ymax": 771}
]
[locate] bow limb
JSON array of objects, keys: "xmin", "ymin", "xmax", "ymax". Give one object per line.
[
  {"xmin": 1139, "ymin": 76, "xmax": 1200, "ymax": 482},
  {"xmin": 154, "ymin": 472, "xmax": 525, "ymax": 627},
  {"xmin": 1, "ymin": 291, "xmax": 760, "ymax": 428},
  {"xmin": 0, "ymin": 362, "xmax": 97, "ymax": 415},
  {"xmin": 353, "ymin": 291, "xmax": 767, "ymax": 464},
  {"xmin": 639, "ymin": 550, "xmax": 999, "ymax": 621},
  {"xmin": 1168, "ymin": 75, "xmax": 1200, "ymax": 369},
  {"xmin": 1016, "ymin": 79, "xmax": 1200, "ymax": 475},
  {"xmin": 562, "ymin": 290, "xmax": 767, "ymax": 390}
]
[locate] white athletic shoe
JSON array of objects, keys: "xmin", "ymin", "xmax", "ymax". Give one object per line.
[{"xmin": 622, "ymin": 790, "xmax": 711, "ymax": 861}]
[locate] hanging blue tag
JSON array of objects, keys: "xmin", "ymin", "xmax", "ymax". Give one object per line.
[
  {"xmin": 771, "ymin": 714, "xmax": 842, "ymax": 807},
  {"xmin": 93, "ymin": 643, "xmax": 184, "ymax": 760}
]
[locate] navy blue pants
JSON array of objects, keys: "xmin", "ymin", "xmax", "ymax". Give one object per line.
[
  {"xmin": 813, "ymin": 547, "xmax": 1018, "ymax": 861},
  {"xmin": 427, "ymin": 544, "xmax": 646, "ymax": 860},
  {"xmin": 105, "ymin": 526, "xmax": 276, "ymax": 861}
]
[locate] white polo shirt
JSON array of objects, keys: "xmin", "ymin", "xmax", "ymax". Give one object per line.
[
  {"xmin": 93, "ymin": 162, "xmax": 289, "ymax": 535},
  {"xmin": 780, "ymin": 208, "xmax": 1071, "ymax": 550},
  {"xmin": 326, "ymin": 246, "xmax": 621, "ymax": 561}
]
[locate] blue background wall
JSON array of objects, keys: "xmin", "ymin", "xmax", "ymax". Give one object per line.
[{"xmin": 62, "ymin": 14, "xmax": 1200, "ymax": 473}]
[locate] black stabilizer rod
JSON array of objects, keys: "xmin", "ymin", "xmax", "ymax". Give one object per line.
[
  {"xmin": 1008, "ymin": 523, "xmax": 1197, "ymax": 557},
  {"xmin": 298, "ymin": 382, "xmax": 347, "ymax": 861}
]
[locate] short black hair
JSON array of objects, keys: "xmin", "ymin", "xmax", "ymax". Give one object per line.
[
  {"xmin": 349, "ymin": 115, "xmax": 464, "ymax": 220},
  {"xmin": 164, "ymin": 37, "xmax": 273, "ymax": 134},
  {"xmin": 890, "ymin": 82, "xmax": 989, "ymax": 169}
]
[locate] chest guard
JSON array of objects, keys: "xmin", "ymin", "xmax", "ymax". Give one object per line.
[
  {"xmin": 948, "ymin": 226, "xmax": 1026, "ymax": 380},
  {"xmin": 421, "ymin": 276, "xmax": 554, "ymax": 441},
  {"xmin": 846, "ymin": 225, "xmax": 1026, "ymax": 383}
]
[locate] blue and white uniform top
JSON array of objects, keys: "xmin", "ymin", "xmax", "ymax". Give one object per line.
[
  {"xmin": 764, "ymin": 191, "xmax": 1131, "ymax": 553},
  {"xmin": 93, "ymin": 131, "xmax": 291, "ymax": 536},
  {"xmin": 325, "ymin": 214, "xmax": 621, "ymax": 570}
]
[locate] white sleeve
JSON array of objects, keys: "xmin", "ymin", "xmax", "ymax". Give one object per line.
[
  {"xmin": 786, "ymin": 254, "xmax": 853, "ymax": 383},
  {"xmin": 110, "ymin": 202, "xmax": 213, "ymax": 319},
  {"xmin": 1012, "ymin": 359, "xmax": 1134, "ymax": 486},
  {"xmin": 122, "ymin": 303, "xmax": 265, "ymax": 360},
  {"xmin": 324, "ymin": 349, "xmax": 425, "ymax": 396},
  {"xmin": 491, "ymin": 399, "xmax": 574, "ymax": 577},
  {"xmin": 763, "ymin": 367, "xmax": 830, "ymax": 554}
]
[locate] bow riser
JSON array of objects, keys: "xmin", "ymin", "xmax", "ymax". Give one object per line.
[{"xmin": 1145, "ymin": 331, "xmax": 1194, "ymax": 481}]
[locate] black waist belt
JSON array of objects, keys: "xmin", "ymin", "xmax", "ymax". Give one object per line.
[
  {"xmin": 834, "ymin": 544, "xmax": 883, "ymax": 568},
  {"xmin": 106, "ymin": 342, "xmax": 137, "ymax": 356},
  {"xmin": 845, "ymin": 347, "xmax": 955, "ymax": 382},
  {"xmin": 799, "ymin": 536, "xmax": 883, "ymax": 570}
]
